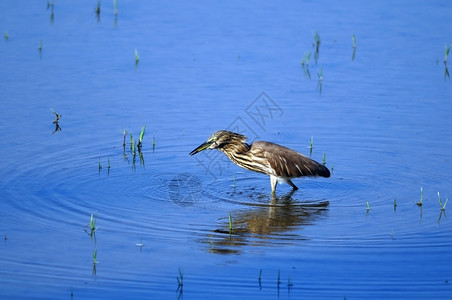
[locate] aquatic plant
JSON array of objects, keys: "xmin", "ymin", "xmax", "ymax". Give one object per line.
[
  {"xmin": 228, "ymin": 213, "xmax": 233, "ymax": 232},
  {"xmin": 177, "ymin": 268, "xmax": 184, "ymax": 287},
  {"xmin": 394, "ymin": 197, "xmax": 397, "ymax": 212},
  {"xmin": 444, "ymin": 44, "xmax": 451, "ymax": 64},
  {"xmin": 4, "ymin": 31, "xmax": 8, "ymax": 41},
  {"xmin": 366, "ymin": 201, "xmax": 370, "ymax": 212},
  {"xmin": 113, "ymin": 0, "xmax": 118, "ymax": 15},
  {"xmin": 313, "ymin": 31, "xmax": 320, "ymax": 63},
  {"xmin": 277, "ymin": 269, "xmax": 281, "ymax": 286},
  {"xmin": 152, "ymin": 136, "xmax": 156, "ymax": 151},
  {"xmin": 317, "ymin": 67, "xmax": 323, "ymax": 93},
  {"xmin": 38, "ymin": 39, "xmax": 43, "ymax": 52},
  {"xmin": 135, "ymin": 48, "xmax": 140, "ymax": 64},
  {"xmin": 352, "ymin": 34, "xmax": 357, "ymax": 48},
  {"xmin": 258, "ymin": 269, "xmax": 262, "ymax": 283},
  {"xmin": 122, "ymin": 130, "xmax": 127, "ymax": 148},
  {"xmin": 107, "ymin": 158, "xmax": 111, "ymax": 173},
  {"xmin": 322, "ymin": 153, "xmax": 326, "ymax": 165},
  {"xmin": 137, "ymin": 125, "xmax": 146, "ymax": 151},
  {"xmin": 309, "ymin": 136, "xmax": 313, "ymax": 156},
  {"xmin": 330, "ymin": 163, "xmax": 334, "ymax": 174},
  {"xmin": 416, "ymin": 187, "xmax": 423, "ymax": 207},
  {"xmin": 90, "ymin": 214, "xmax": 97, "ymax": 232},
  {"xmin": 438, "ymin": 192, "xmax": 448, "ymax": 211},
  {"xmin": 93, "ymin": 249, "xmax": 98, "ymax": 264},
  {"xmin": 95, "ymin": 1, "xmax": 101, "ymax": 16},
  {"xmin": 130, "ymin": 133, "xmax": 135, "ymax": 152},
  {"xmin": 301, "ymin": 51, "xmax": 311, "ymax": 67},
  {"xmin": 98, "ymin": 158, "xmax": 102, "ymax": 171}
]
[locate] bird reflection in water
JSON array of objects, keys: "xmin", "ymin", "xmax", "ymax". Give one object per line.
[{"xmin": 203, "ymin": 190, "xmax": 329, "ymax": 255}]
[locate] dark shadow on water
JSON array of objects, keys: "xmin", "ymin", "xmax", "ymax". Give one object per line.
[{"xmin": 202, "ymin": 191, "xmax": 329, "ymax": 254}]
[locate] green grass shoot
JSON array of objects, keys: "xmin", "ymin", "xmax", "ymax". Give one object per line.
[
  {"xmin": 417, "ymin": 187, "xmax": 423, "ymax": 207},
  {"xmin": 107, "ymin": 158, "xmax": 111, "ymax": 171},
  {"xmin": 322, "ymin": 153, "xmax": 326, "ymax": 165},
  {"xmin": 258, "ymin": 269, "xmax": 262, "ymax": 282},
  {"xmin": 90, "ymin": 214, "xmax": 97, "ymax": 231},
  {"xmin": 313, "ymin": 31, "xmax": 320, "ymax": 50},
  {"xmin": 177, "ymin": 267, "xmax": 184, "ymax": 287},
  {"xmin": 130, "ymin": 133, "xmax": 135, "ymax": 151},
  {"xmin": 366, "ymin": 201, "xmax": 370, "ymax": 211},
  {"xmin": 113, "ymin": 0, "xmax": 118, "ymax": 15},
  {"xmin": 93, "ymin": 249, "xmax": 98, "ymax": 264},
  {"xmin": 318, "ymin": 67, "xmax": 323, "ymax": 81},
  {"xmin": 352, "ymin": 34, "xmax": 357, "ymax": 48},
  {"xmin": 301, "ymin": 52, "xmax": 311, "ymax": 66},
  {"xmin": 310, "ymin": 136, "xmax": 313, "ymax": 149},
  {"xmin": 139, "ymin": 126, "xmax": 146, "ymax": 143},
  {"xmin": 122, "ymin": 129, "xmax": 127, "ymax": 147},
  {"xmin": 152, "ymin": 136, "xmax": 156, "ymax": 151},
  {"xmin": 135, "ymin": 48, "xmax": 140, "ymax": 64},
  {"xmin": 228, "ymin": 213, "xmax": 233, "ymax": 232},
  {"xmin": 95, "ymin": 1, "xmax": 101, "ymax": 16},
  {"xmin": 438, "ymin": 192, "xmax": 448, "ymax": 210},
  {"xmin": 98, "ymin": 158, "xmax": 102, "ymax": 170},
  {"xmin": 444, "ymin": 44, "xmax": 451, "ymax": 64}
]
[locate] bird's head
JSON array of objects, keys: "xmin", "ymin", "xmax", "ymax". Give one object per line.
[{"xmin": 189, "ymin": 130, "xmax": 246, "ymax": 156}]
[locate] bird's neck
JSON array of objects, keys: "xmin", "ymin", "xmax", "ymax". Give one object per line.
[{"xmin": 220, "ymin": 142, "xmax": 250, "ymax": 158}]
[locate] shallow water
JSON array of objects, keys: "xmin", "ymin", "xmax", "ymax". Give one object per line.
[{"xmin": 1, "ymin": 1, "xmax": 452, "ymax": 299}]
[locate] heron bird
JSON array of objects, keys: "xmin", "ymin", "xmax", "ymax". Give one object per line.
[{"xmin": 189, "ymin": 130, "xmax": 330, "ymax": 193}]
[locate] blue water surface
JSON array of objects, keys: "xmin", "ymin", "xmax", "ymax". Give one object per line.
[{"xmin": 0, "ymin": 1, "xmax": 451, "ymax": 299}]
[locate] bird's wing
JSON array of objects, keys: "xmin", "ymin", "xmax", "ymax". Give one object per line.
[{"xmin": 251, "ymin": 141, "xmax": 330, "ymax": 178}]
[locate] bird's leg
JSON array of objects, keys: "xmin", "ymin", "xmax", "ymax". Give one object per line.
[
  {"xmin": 286, "ymin": 179, "xmax": 299, "ymax": 191},
  {"xmin": 270, "ymin": 175, "xmax": 278, "ymax": 194}
]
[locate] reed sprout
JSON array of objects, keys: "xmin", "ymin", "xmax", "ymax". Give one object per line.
[
  {"xmin": 95, "ymin": 1, "xmax": 101, "ymax": 16},
  {"xmin": 113, "ymin": 0, "xmax": 118, "ymax": 15},
  {"xmin": 366, "ymin": 201, "xmax": 370, "ymax": 212},
  {"xmin": 352, "ymin": 34, "xmax": 357, "ymax": 48},
  {"xmin": 137, "ymin": 125, "xmax": 145, "ymax": 151},
  {"xmin": 228, "ymin": 213, "xmax": 233, "ymax": 232},
  {"xmin": 152, "ymin": 136, "xmax": 156, "ymax": 151},
  {"xmin": 322, "ymin": 153, "xmax": 326, "ymax": 165},
  {"xmin": 444, "ymin": 44, "xmax": 451, "ymax": 64},
  {"xmin": 135, "ymin": 48, "xmax": 140, "ymax": 64},
  {"xmin": 313, "ymin": 31, "xmax": 320, "ymax": 63},
  {"xmin": 301, "ymin": 52, "xmax": 311, "ymax": 67},
  {"xmin": 92, "ymin": 249, "xmax": 98, "ymax": 264},
  {"xmin": 416, "ymin": 187, "xmax": 423, "ymax": 207},
  {"xmin": 89, "ymin": 214, "xmax": 97, "ymax": 232},
  {"xmin": 438, "ymin": 192, "xmax": 448, "ymax": 210}
]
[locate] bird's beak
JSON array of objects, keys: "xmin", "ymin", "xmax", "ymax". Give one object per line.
[{"xmin": 189, "ymin": 140, "xmax": 214, "ymax": 156}]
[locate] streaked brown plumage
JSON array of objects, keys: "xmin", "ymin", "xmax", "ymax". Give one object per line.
[{"xmin": 189, "ymin": 130, "xmax": 330, "ymax": 193}]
